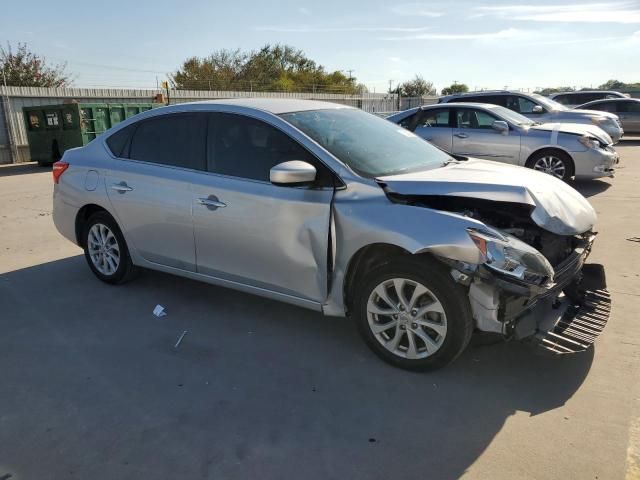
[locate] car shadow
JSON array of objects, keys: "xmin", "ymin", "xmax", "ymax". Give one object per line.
[
  {"xmin": 0, "ymin": 256, "xmax": 595, "ymax": 480},
  {"xmin": 571, "ymin": 179, "xmax": 611, "ymax": 197},
  {"xmin": 0, "ymin": 162, "xmax": 47, "ymax": 177}
]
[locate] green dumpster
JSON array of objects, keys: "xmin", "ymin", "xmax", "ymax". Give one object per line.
[{"xmin": 23, "ymin": 102, "xmax": 159, "ymax": 166}]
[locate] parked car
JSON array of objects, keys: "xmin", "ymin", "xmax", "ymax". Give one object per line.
[
  {"xmin": 52, "ymin": 99, "xmax": 609, "ymax": 370},
  {"xmin": 576, "ymin": 98, "xmax": 640, "ymax": 135},
  {"xmin": 549, "ymin": 90, "xmax": 628, "ymax": 108},
  {"xmin": 387, "ymin": 103, "xmax": 618, "ymax": 181},
  {"xmin": 438, "ymin": 90, "xmax": 624, "ymax": 143}
]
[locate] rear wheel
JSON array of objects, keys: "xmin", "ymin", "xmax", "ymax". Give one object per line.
[
  {"xmin": 83, "ymin": 211, "xmax": 138, "ymax": 284},
  {"xmin": 354, "ymin": 257, "xmax": 473, "ymax": 371},
  {"xmin": 526, "ymin": 150, "xmax": 574, "ymax": 181}
]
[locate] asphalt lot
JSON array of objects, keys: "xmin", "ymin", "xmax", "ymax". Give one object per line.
[{"xmin": 1, "ymin": 143, "xmax": 640, "ymax": 480}]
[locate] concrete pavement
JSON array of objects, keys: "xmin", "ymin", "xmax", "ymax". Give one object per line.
[{"xmin": 1, "ymin": 144, "xmax": 639, "ymax": 480}]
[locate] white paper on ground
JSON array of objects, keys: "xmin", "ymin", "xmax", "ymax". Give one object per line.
[{"xmin": 153, "ymin": 304, "xmax": 167, "ymax": 317}]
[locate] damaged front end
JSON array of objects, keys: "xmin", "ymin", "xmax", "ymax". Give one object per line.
[{"xmin": 389, "ymin": 192, "xmax": 611, "ymax": 354}]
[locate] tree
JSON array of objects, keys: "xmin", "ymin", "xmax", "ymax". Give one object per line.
[
  {"xmin": 598, "ymin": 79, "xmax": 640, "ymax": 90},
  {"xmin": 440, "ymin": 82, "xmax": 469, "ymax": 96},
  {"xmin": 172, "ymin": 44, "xmax": 360, "ymax": 93},
  {"xmin": 535, "ymin": 86, "xmax": 575, "ymax": 95},
  {"xmin": 0, "ymin": 42, "xmax": 69, "ymax": 87},
  {"xmin": 399, "ymin": 75, "xmax": 436, "ymax": 97}
]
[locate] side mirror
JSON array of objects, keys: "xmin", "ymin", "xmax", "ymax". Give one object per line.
[
  {"xmin": 532, "ymin": 105, "xmax": 544, "ymax": 113},
  {"xmin": 492, "ymin": 120, "xmax": 509, "ymax": 134},
  {"xmin": 270, "ymin": 160, "xmax": 317, "ymax": 186}
]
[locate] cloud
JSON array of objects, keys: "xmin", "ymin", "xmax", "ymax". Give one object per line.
[
  {"xmin": 475, "ymin": 2, "xmax": 640, "ymax": 23},
  {"xmin": 298, "ymin": 7, "xmax": 311, "ymax": 15},
  {"xmin": 254, "ymin": 25, "xmax": 432, "ymax": 33},
  {"xmin": 383, "ymin": 27, "xmax": 523, "ymax": 41},
  {"xmin": 390, "ymin": 3, "xmax": 444, "ymax": 17}
]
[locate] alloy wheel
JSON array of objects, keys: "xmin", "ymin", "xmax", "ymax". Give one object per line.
[
  {"xmin": 533, "ymin": 156, "xmax": 566, "ymax": 179},
  {"xmin": 366, "ymin": 278, "xmax": 448, "ymax": 359},
  {"xmin": 87, "ymin": 223, "xmax": 120, "ymax": 276}
]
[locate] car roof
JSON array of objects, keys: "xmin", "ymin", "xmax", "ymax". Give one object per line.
[
  {"xmin": 424, "ymin": 102, "xmax": 501, "ymax": 109},
  {"xmin": 174, "ymin": 98, "xmax": 353, "ymax": 114},
  {"xmin": 581, "ymin": 97, "xmax": 638, "ymax": 104},
  {"xmin": 550, "ymin": 90, "xmax": 623, "ymax": 96}
]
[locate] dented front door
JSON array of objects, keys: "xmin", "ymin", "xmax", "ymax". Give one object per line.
[{"xmin": 191, "ymin": 174, "xmax": 333, "ymax": 303}]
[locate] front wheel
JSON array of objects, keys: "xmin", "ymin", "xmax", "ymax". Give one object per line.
[
  {"xmin": 354, "ymin": 257, "xmax": 473, "ymax": 371},
  {"xmin": 526, "ymin": 151, "xmax": 574, "ymax": 181}
]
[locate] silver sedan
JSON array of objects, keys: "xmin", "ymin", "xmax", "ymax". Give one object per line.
[
  {"xmin": 387, "ymin": 103, "xmax": 619, "ymax": 181},
  {"xmin": 52, "ymin": 99, "xmax": 608, "ymax": 370}
]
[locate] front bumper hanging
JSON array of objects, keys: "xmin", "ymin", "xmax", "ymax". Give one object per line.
[{"xmin": 537, "ymin": 287, "xmax": 611, "ymax": 354}]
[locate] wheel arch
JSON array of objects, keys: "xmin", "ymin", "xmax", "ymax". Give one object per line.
[
  {"xmin": 343, "ymin": 243, "xmax": 446, "ymax": 314},
  {"xmin": 525, "ymin": 147, "xmax": 575, "ymax": 176},
  {"xmin": 75, "ymin": 204, "xmax": 115, "ymax": 247}
]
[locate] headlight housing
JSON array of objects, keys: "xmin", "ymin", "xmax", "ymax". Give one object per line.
[
  {"xmin": 467, "ymin": 228, "xmax": 555, "ymax": 286},
  {"xmin": 579, "ymin": 135, "xmax": 601, "ymax": 149}
]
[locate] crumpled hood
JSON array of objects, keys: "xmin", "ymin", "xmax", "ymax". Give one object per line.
[
  {"xmin": 377, "ymin": 159, "xmax": 597, "ymax": 235},
  {"xmin": 530, "ymin": 122, "xmax": 612, "ymax": 144}
]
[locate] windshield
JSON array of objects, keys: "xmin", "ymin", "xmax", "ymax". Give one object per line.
[
  {"xmin": 531, "ymin": 94, "xmax": 567, "ymax": 112},
  {"xmin": 486, "ymin": 105, "xmax": 536, "ymax": 126},
  {"xmin": 281, "ymin": 108, "xmax": 453, "ymax": 178}
]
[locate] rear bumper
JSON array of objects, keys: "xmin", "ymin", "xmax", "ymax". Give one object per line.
[{"xmin": 52, "ymin": 186, "xmax": 80, "ymax": 246}]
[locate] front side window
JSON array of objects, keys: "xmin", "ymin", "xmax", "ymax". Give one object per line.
[
  {"xmin": 416, "ymin": 109, "xmax": 450, "ymax": 128},
  {"xmin": 207, "ymin": 113, "xmax": 333, "ymax": 185},
  {"xmin": 128, "ymin": 113, "xmax": 207, "ymax": 170},
  {"xmin": 553, "ymin": 94, "xmax": 571, "ymax": 105},
  {"xmin": 505, "ymin": 95, "xmax": 541, "ymax": 114},
  {"xmin": 456, "ymin": 108, "xmax": 499, "ymax": 129},
  {"xmin": 618, "ymin": 101, "xmax": 640, "ymax": 113},
  {"xmin": 589, "ymin": 102, "xmax": 617, "ymax": 113},
  {"xmin": 281, "ymin": 108, "xmax": 452, "ymax": 178}
]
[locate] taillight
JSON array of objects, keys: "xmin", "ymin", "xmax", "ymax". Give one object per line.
[{"xmin": 52, "ymin": 161, "xmax": 69, "ymax": 184}]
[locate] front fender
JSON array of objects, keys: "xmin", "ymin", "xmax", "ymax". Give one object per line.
[{"xmin": 323, "ymin": 182, "xmax": 485, "ymax": 316}]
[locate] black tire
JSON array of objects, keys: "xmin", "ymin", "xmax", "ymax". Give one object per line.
[
  {"xmin": 353, "ymin": 256, "xmax": 473, "ymax": 371},
  {"xmin": 82, "ymin": 211, "xmax": 138, "ymax": 284},
  {"xmin": 525, "ymin": 150, "xmax": 574, "ymax": 181},
  {"xmin": 37, "ymin": 159, "xmax": 53, "ymax": 167}
]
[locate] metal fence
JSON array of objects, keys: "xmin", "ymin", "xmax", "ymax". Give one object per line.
[{"xmin": 0, "ymin": 86, "xmax": 437, "ymax": 164}]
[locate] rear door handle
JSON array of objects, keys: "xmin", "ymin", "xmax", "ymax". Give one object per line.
[
  {"xmin": 454, "ymin": 133, "xmax": 469, "ymax": 139},
  {"xmin": 111, "ymin": 182, "xmax": 133, "ymax": 193},
  {"xmin": 198, "ymin": 196, "xmax": 226, "ymax": 210}
]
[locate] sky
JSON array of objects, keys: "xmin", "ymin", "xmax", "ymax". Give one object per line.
[{"xmin": 2, "ymin": 0, "xmax": 640, "ymax": 93}]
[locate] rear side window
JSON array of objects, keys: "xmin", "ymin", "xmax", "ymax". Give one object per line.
[
  {"xmin": 106, "ymin": 124, "xmax": 135, "ymax": 157},
  {"xmin": 416, "ymin": 109, "xmax": 451, "ymax": 128},
  {"xmin": 128, "ymin": 113, "xmax": 207, "ymax": 170}
]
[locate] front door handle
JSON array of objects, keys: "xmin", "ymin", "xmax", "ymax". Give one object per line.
[
  {"xmin": 198, "ymin": 196, "xmax": 226, "ymax": 210},
  {"xmin": 111, "ymin": 182, "xmax": 133, "ymax": 193},
  {"xmin": 454, "ymin": 133, "xmax": 469, "ymax": 139}
]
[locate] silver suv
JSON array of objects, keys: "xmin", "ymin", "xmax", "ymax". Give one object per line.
[
  {"xmin": 549, "ymin": 90, "xmax": 627, "ymax": 108},
  {"xmin": 52, "ymin": 99, "xmax": 609, "ymax": 370},
  {"xmin": 439, "ymin": 91, "xmax": 623, "ymax": 143}
]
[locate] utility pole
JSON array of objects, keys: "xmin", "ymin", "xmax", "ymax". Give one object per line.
[{"xmin": 346, "ymin": 69, "xmax": 355, "ymax": 81}]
